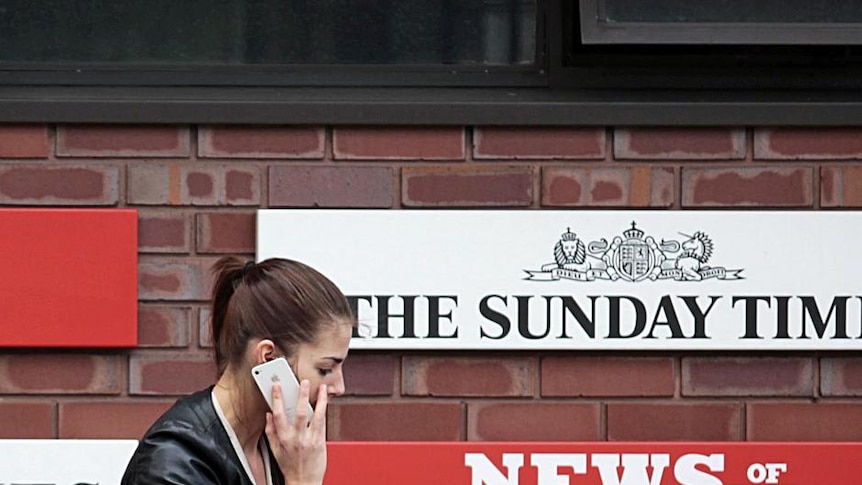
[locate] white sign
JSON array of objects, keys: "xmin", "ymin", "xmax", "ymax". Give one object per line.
[
  {"xmin": 0, "ymin": 439, "xmax": 138, "ymax": 484},
  {"xmin": 258, "ymin": 210, "xmax": 862, "ymax": 350}
]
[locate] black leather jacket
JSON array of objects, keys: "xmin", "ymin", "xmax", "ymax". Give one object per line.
[{"xmin": 122, "ymin": 386, "xmax": 285, "ymax": 485}]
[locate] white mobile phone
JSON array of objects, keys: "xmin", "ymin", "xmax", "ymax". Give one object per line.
[{"xmin": 251, "ymin": 357, "xmax": 313, "ymax": 425}]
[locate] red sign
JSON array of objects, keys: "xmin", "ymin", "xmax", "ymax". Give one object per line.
[
  {"xmin": 0, "ymin": 209, "xmax": 137, "ymax": 347},
  {"xmin": 326, "ymin": 442, "xmax": 861, "ymax": 485}
]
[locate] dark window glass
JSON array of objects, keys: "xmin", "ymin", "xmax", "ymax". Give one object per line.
[
  {"xmin": 602, "ymin": 0, "xmax": 862, "ymax": 23},
  {"xmin": 0, "ymin": 0, "xmax": 536, "ymax": 65},
  {"xmin": 562, "ymin": 1, "xmax": 862, "ymax": 90},
  {"xmin": 580, "ymin": 0, "xmax": 862, "ymax": 45}
]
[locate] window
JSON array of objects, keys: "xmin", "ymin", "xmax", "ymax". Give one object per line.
[
  {"xmin": 0, "ymin": 0, "xmax": 542, "ymax": 86},
  {"xmin": 578, "ymin": 0, "xmax": 862, "ymax": 45},
  {"xmin": 560, "ymin": 0, "xmax": 862, "ymax": 90},
  {"xmin": 2, "ymin": 0, "xmax": 862, "ymax": 125}
]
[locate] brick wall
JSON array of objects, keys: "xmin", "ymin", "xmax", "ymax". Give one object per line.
[{"xmin": 0, "ymin": 124, "xmax": 861, "ymax": 442}]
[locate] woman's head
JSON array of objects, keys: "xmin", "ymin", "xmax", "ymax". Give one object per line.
[{"xmin": 210, "ymin": 256, "xmax": 355, "ymax": 401}]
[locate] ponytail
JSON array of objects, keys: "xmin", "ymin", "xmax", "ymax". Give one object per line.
[{"xmin": 210, "ymin": 256, "xmax": 249, "ymax": 375}]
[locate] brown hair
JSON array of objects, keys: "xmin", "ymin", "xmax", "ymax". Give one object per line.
[{"xmin": 210, "ymin": 256, "xmax": 354, "ymax": 375}]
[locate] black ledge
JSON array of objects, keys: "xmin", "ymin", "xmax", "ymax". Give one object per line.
[{"xmin": 2, "ymin": 86, "xmax": 862, "ymax": 126}]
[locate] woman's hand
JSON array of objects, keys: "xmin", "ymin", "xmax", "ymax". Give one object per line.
[{"xmin": 265, "ymin": 380, "xmax": 328, "ymax": 485}]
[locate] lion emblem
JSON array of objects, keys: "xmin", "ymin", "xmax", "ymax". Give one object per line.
[
  {"xmin": 538, "ymin": 227, "xmax": 605, "ymax": 274},
  {"xmin": 555, "ymin": 227, "xmax": 586, "ymax": 266}
]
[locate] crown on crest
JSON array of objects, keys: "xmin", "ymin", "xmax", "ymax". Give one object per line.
[
  {"xmin": 623, "ymin": 221, "xmax": 644, "ymax": 239},
  {"xmin": 561, "ymin": 227, "xmax": 578, "ymax": 241}
]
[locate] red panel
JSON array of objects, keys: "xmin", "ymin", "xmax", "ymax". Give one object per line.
[
  {"xmin": 327, "ymin": 442, "xmax": 862, "ymax": 485},
  {"xmin": 0, "ymin": 209, "xmax": 137, "ymax": 347}
]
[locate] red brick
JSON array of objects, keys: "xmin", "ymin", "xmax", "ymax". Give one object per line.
[
  {"xmin": 128, "ymin": 164, "xmax": 173, "ymax": 204},
  {"xmin": 59, "ymin": 401, "xmax": 173, "ymax": 439},
  {"xmin": 821, "ymin": 358, "xmax": 862, "ymax": 396},
  {"xmin": 542, "ymin": 166, "xmax": 674, "ymax": 207},
  {"xmin": 0, "ymin": 125, "xmax": 50, "ymax": 158},
  {"xmin": 608, "ymin": 403, "xmax": 742, "ymax": 441},
  {"xmin": 196, "ymin": 211, "xmax": 256, "ymax": 253},
  {"xmin": 468, "ymin": 402, "xmax": 601, "ymax": 441},
  {"xmin": 615, "ymin": 128, "xmax": 746, "ymax": 160},
  {"xmin": 269, "ymin": 165, "xmax": 393, "ymax": 208},
  {"xmin": 138, "ymin": 211, "xmax": 191, "ymax": 253},
  {"xmin": 683, "ymin": 357, "xmax": 814, "ymax": 397},
  {"xmin": 213, "ymin": 166, "xmax": 260, "ymax": 206},
  {"xmin": 138, "ymin": 257, "xmax": 213, "ymax": 301},
  {"xmin": 474, "ymin": 127, "xmax": 605, "ymax": 160},
  {"xmin": 187, "ymin": 171, "xmax": 212, "ymax": 198},
  {"xmin": 57, "ymin": 125, "xmax": 189, "ymax": 157},
  {"xmin": 329, "ymin": 402, "xmax": 462, "ymax": 441},
  {"xmin": 541, "ymin": 357, "xmax": 674, "ymax": 397},
  {"xmin": 0, "ymin": 164, "xmax": 119, "ymax": 205},
  {"xmin": 199, "ymin": 307, "xmax": 213, "ymax": 348},
  {"xmin": 226, "ymin": 170, "xmax": 255, "ymax": 202},
  {"xmin": 747, "ymin": 403, "xmax": 862, "ymax": 441},
  {"xmin": 0, "ymin": 355, "xmax": 121, "ymax": 394},
  {"xmin": 755, "ymin": 128, "xmax": 862, "ymax": 159},
  {"xmin": 334, "ymin": 127, "xmax": 465, "ymax": 160},
  {"xmin": 129, "ymin": 353, "xmax": 216, "ymax": 395},
  {"xmin": 343, "ymin": 353, "xmax": 397, "ymax": 396},
  {"xmin": 403, "ymin": 356, "xmax": 534, "ymax": 397},
  {"xmin": 821, "ymin": 166, "xmax": 838, "ymax": 206},
  {"xmin": 682, "ymin": 166, "xmax": 813, "ymax": 207},
  {"xmin": 128, "ymin": 164, "xmax": 260, "ymax": 206},
  {"xmin": 0, "ymin": 402, "xmax": 55, "ymax": 438},
  {"xmin": 403, "ymin": 166, "xmax": 533, "ymax": 207},
  {"xmin": 138, "ymin": 305, "xmax": 192, "ymax": 348},
  {"xmin": 199, "ymin": 125, "xmax": 325, "ymax": 159},
  {"xmin": 821, "ymin": 166, "xmax": 862, "ymax": 207}
]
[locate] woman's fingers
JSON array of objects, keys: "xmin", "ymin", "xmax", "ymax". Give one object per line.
[
  {"xmin": 270, "ymin": 381, "xmax": 293, "ymax": 427},
  {"xmin": 264, "ymin": 412, "xmax": 274, "ymax": 438},
  {"xmin": 294, "ymin": 380, "xmax": 312, "ymax": 430},
  {"xmin": 268, "ymin": 378, "xmax": 326, "ymax": 439},
  {"xmin": 311, "ymin": 384, "xmax": 328, "ymax": 441},
  {"xmin": 264, "ymin": 413, "xmax": 282, "ymax": 456}
]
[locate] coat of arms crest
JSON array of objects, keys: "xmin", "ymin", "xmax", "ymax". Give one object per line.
[{"xmin": 525, "ymin": 222, "xmax": 743, "ymax": 283}]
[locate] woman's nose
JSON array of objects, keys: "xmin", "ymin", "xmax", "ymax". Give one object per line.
[{"xmin": 328, "ymin": 373, "xmax": 345, "ymax": 396}]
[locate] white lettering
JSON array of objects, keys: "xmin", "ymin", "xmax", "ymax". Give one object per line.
[
  {"xmin": 674, "ymin": 453, "xmax": 724, "ymax": 485},
  {"xmin": 591, "ymin": 453, "xmax": 669, "ymax": 485},
  {"xmin": 465, "ymin": 453, "xmax": 524, "ymax": 485},
  {"xmin": 748, "ymin": 462, "xmax": 787, "ymax": 484},
  {"xmin": 748, "ymin": 463, "xmax": 767, "ymax": 483},
  {"xmin": 530, "ymin": 453, "xmax": 588, "ymax": 485},
  {"xmin": 764, "ymin": 463, "xmax": 787, "ymax": 483}
]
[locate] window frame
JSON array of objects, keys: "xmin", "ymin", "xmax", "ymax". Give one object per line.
[
  {"xmin": 2, "ymin": 0, "xmax": 862, "ymax": 126},
  {"xmin": 0, "ymin": 64, "xmax": 547, "ymax": 88},
  {"xmin": 0, "ymin": 0, "xmax": 547, "ymax": 89}
]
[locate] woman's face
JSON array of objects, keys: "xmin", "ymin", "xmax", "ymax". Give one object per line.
[{"xmin": 290, "ymin": 322, "xmax": 352, "ymax": 405}]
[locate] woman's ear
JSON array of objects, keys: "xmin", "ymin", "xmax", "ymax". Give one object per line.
[{"xmin": 252, "ymin": 339, "xmax": 277, "ymax": 365}]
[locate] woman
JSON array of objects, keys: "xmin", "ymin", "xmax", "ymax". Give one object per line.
[{"xmin": 122, "ymin": 256, "xmax": 355, "ymax": 485}]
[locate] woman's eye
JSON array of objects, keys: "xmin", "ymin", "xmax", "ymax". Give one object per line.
[{"xmin": 318, "ymin": 368, "xmax": 333, "ymax": 376}]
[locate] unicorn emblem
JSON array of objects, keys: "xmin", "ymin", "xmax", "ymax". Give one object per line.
[{"xmin": 674, "ymin": 231, "xmax": 714, "ymax": 281}]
